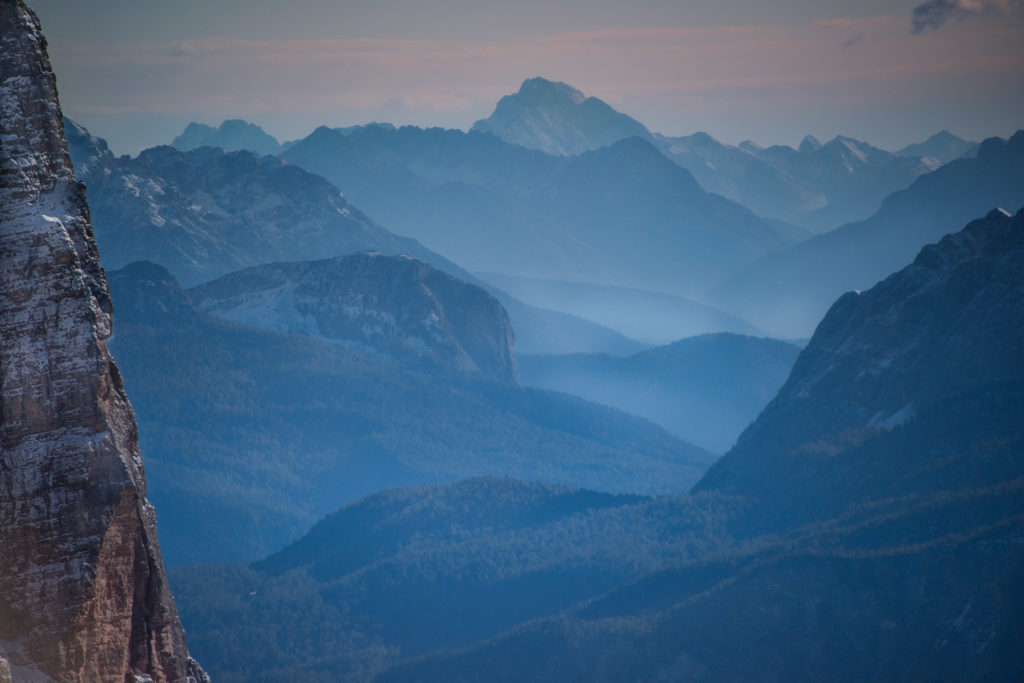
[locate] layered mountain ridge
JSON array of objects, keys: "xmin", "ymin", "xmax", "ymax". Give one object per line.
[
  {"xmin": 168, "ymin": 207, "xmax": 1024, "ymax": 681},
  {"xmin": 467, "ymin": 77, "xmax": 943, "ymax": 232},
  {"xmin": 171, "ymin": 118, "xmax": 292, "ymax": 156},
  {"xmin": 0, "ymin": 3, "xmax": 204, "ymax": 680},
  {"xmin": 374, "ymin": 209, "xmax": 1024, "ymax": 682},
  {"xmin": 279, "ymin": 124, "xmax": 796, "ymax": 297},
  {"xmin": 477, "ymin": 272, "xmax": 763, "ymax": 344},
  {"xmin": 711, "ymin": 131, "xmax": 1024, "ymax": 337},
  {"xmin": 897, "ymin": 129, "xmax": 976, "ymax": 163},
  {"xmin": 519, "ymin": 333, "xmax": 801, "ymax": 453},
  {"xmin": 106, "ymin": 261, "xmax": 714, "ymax": 564},
  {"xmin": 700, "ymin": 207, "xmax": 1024, "ymax": 505},
  {"xmin": 68, "ymin": 119, "xmax": 648, "ymax": 356},
  {"xmin": 66, "ymin": 120, "xmax": 438, "ymax": 287}
]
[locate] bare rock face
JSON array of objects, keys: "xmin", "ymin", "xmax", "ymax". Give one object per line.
[{"xmin": 0, "ymin": 2, "xmax": 205, "ymax": 681}]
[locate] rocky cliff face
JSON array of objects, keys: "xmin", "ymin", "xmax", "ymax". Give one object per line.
[
  {"xmin": 0, "ymin": 2, "xmax": 204, "ymax": 680},
  {"xmin": 189, "ymin": 252, "xmax": 519, "ymax": 383}
]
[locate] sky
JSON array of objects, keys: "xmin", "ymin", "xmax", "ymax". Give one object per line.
[{"xmin": 31, "ymin": 0, "xmax": 1024, "ymax": 155}]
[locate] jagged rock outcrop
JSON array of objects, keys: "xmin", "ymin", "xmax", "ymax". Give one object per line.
[
  {"xmin": 189, "ymin": 252, "xmax": 519, "ymax": 383},
  {"xmin": 0, "ymin": 2, "xmax": 205, "ymax": 680}
]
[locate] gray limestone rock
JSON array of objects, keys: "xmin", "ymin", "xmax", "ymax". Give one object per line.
[{"xmin": 0, "ymin": 2, "xmax": 205, "ymax": 680}]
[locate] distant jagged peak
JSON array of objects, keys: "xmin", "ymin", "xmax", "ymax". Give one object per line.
[
  {"xmin": 170, "ymin": 117, "xmax": 284, "ymax": 155},
  {"xmin": 924, "ymin": 129, "xmax": 961, "ymax": 143},
  {"xmin": 738, "ymin": 139, "xmax": 762, "ymax": 154},
  {"xmin": 682, "ymin": 131, "xmax": 719, "ymax": 148},
  {"xmin": 334, "ymin": 121, "xmax": 397, "ymax": 135},
  {"xmin": 820, "ymin": 134, "xmax": 878, "ymax": 155},
  {"xmin": 798, "ymin": 134, "xmax": 822, "ymax": 153},
  {"xmin": 63, "ymin": 116, "xmax": 109, "ymax": 156},
  {"xmin": 471, "ymin": 76, "xmax": 651, "ymax": 156},
  {"xmin": 516, "ymin": 76, "xmax": 587, "ymax": 105},
  {"xmin": 897, "ymin": 129, "xmax": 977, "ymax": 163}
]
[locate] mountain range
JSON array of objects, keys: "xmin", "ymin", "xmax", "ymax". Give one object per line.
[
  {"xmin": 387, "ymin": 208, "xmax": 1024, "ymax": 681},
  {"xmin": 468, "ymin": 77, "xmax": 956, "ymax": 232},
  {"xmin": 160, "ymin": 80, "xmax": 976, "ymax": 324},
  {"xmin": 710, "ymin": 131, "xmax": 1024, "ymax": 337},
  {"xmin": 478, "ymin": 272, "xmax": 764, "ymax": 344},
  {"xmin": 67, "ymin": 118, "xmax": 647, "ymax": 356},
  {"xmin": 897, "ymin": 129, "xmax": 978, "ymax": 163},
  {"xmin": 9, "ymin": 3, "xmax": 1022, "ymax": 681},
  {"xmin": 106, "ymin": 260, "xmax": 714, "ymax": 564},
  {"xmin": 519, "ymin": 333, "xmax": 801, "ymax": 453},
  {"xmin": 280, "ymin": 124, "xmax": 798, "ymax": 297},
  {"xmin": 66, "ymin": 118, "xmax": 446, "ymax": 287},
  {"xmin": 171, "ymin": 118, "xmax": 295, "ymax": 156},
  {"xmin": 169, "ymin": 208, "xmax": 1024, "ymax": 681}
]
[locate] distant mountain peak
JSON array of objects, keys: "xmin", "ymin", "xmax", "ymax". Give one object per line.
[
  {"xmin": 738, "ymin": 139, "xmax": 762, "ymax": 153},
  {"xmin": 898, "ymin": 129, "xmax": 976, "ymax": 164},
  {"xmin": 517, "ymin": 76, "xmax": 586, "ymax": 105},
  {"xmin": 470, "ymin": 77, "xmax": 650, "ymax": 156},
  {"xmin": 798, "ymin": 134, "xmax": 822, "ymax": 153},
  {"xmin": 170, "ymin": 118, "xmax": 285, "ymax": 156}
]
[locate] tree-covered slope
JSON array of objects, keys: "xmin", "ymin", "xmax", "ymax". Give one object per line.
[{"xmin": 107, "ymin": 262, "xmax": 714, "ymax": 565}]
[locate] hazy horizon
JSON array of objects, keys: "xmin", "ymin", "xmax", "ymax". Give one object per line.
[{"xmin": 31, "ymin": 0, "xmax": 1024, "ymax": 155}]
